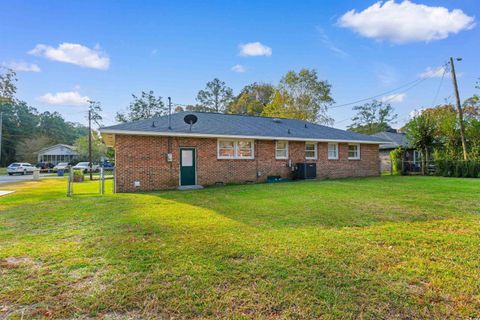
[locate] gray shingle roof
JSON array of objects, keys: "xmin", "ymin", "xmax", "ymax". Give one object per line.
[
  {"xmin": 371, "ymin": 131, "xmax": 411, "ymax": 149},
  {"xmin": 100, "ymin": 112, "xmax": 386, "ymax": 143}
]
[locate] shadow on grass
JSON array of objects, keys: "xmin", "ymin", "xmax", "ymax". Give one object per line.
[
  {"xmin": 145, "ymin": 176, "xmax": 476, "ymax": 230},
  {"xmin": 2, "ymin": 176, "xmax": 479, "ymax": 318},
  {"xmin": 64, "ymin": 195, "xmax": 420, "ymax": 319}
]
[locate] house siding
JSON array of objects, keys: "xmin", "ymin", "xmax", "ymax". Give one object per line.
[
  {"xmin": 115, "ymin": 135, "xmax": 380, "ymax": 192},
  {"xmin": 379, "ymin": 150, "xmax": 392, "ymax": 173}
]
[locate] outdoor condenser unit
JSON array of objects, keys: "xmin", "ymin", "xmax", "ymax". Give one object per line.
[{"xmin": 295, "ymin": 163, "xmax": 317, "ymax": 179}]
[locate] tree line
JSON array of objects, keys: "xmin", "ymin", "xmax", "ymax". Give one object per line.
[
  {"xmin": 115, "ymin": 68, "xmax": 335, "ymax": 125},
  {"xmin": 404, "ymin": 95, "xmax": 480, "ymax": 166},
  {"xmin": 0, "ymin": 69, "xmax": 89, "ymax": 166}
]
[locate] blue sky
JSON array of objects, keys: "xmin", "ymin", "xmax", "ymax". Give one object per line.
[{"xmin": 1, "ymin": 0, "xmax": 478, "ymax": 129}]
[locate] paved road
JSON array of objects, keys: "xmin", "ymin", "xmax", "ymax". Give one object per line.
[{"xmin": 0, "ymin": 173, "xmax": 65, "ymax": 184}]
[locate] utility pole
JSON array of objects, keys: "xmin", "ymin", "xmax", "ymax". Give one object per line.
[
  {"xmin": 450, "ymin": 57, "xmax": 467, "ymax": 160},
  {"xmin": 88, "ymin": 108, "xmax": 93, "ymax": 180}
]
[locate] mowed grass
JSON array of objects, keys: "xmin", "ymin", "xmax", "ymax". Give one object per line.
[{"xmin": 0, "ymin": 177, "xmax": 479, "ymax": 319}]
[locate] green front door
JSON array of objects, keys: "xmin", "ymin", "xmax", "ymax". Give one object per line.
[{"xmin": 180, "ymin": 148, "xmax": 196, "ymax": 186}]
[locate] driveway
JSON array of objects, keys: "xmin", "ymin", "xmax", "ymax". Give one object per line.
[{"xmin": 0, "ymin": 173, "xmax": 65, "ymax": 184}]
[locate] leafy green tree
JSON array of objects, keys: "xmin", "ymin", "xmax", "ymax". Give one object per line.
[
  {"xmin": 262, "ymin": 69, "xmax": 333, "ymax": 124},
  {"xmin": 0, "ymin": 102, "xmax": 39, "ymax": 166},
  {"xmin": 424, "ymin": 105, "xmax": 461, "ymax": 160},
  {"xmin": 405, "ymin": 112, "xmax": 437, "ymax": 174},
  {"xmin": 38, "ymin": 111, "xmax": 88, "ymax": 145},
  {"xmin": 261, "ymin": 89, "xmax": 293, "ymax": 119},
  {"xmin": 347, "ymin": 100, "xmax": 398, "ymax": 134},
  {"xmin": 74, "ymin": 134, "xmax": 108, "ymax": 163},
  {"xmin": 116, "ymin": 91, "xmax": 165, "ymax": 122},
  {"xmin": 226, "ymin": 83, "xmax": 275, "ymax": 116},
  {"xmin": 196, "ymin": 78, "xmax": 233, "ymax": 112},
  {"xmin": 0, "ymin": 68, "xmax": 17, "ymax": 105}
]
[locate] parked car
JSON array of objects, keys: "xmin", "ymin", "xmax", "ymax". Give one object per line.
[
  {"xmin": 7, "ymin": 163, "xmax": 36, "ymax": 175},
  {"xmin": 99, "ymin": 160, "xmax": 114, "ymax": 168},
  {"xmin": 36, "ymin": 162, "xmax": 54, "ymax": 171},
  {"xmin": 72, "ymin": 162, "xmax": 99, "ymax": 173},
  {"xmin": 53, "ymin": 162, "xmax": 70, "ymax": 172}
]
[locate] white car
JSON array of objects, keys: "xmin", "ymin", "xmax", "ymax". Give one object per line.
[
  {"xmin": 53, "ymin": 162, "xmax": 70, "ymax": 172},
  {"xmin": 72, "ymin": 162, "xmax": 99, "ymax": 173},
  {"xmin": 7, "ymin": 163, "xmax": 36, "ymax": 175}
]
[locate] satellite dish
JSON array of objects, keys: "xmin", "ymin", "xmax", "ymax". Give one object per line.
[
  {"xmin": 183, "ymin": 114, "xmax": 198, "ymax": 131},
  {"xmin": 184, "ymin": 114, "xmax": 198, "ymax": 125}
]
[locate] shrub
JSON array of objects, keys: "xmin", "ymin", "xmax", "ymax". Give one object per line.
[
  {"xmin": 435, "ymin": 160, "xmax": 446, "ymax": 176},
  {"xmin": 467, "ymin": 160, "xmax": 480, "ymax": 178},
  {"xmin": 436, "ymin": 160, "xmax": 480, "ymax": 178},
  {"xmin": 390, "ymin": 148, "xmax": 405, "ymax": 175},
  {"xmin": 73, "ymin": 169, "xmax": 84, "ymax": 182}
]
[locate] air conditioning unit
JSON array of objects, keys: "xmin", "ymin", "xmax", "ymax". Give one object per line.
[{"xmin": 295, "ymin": 163, "xmax": 317, "ymax": 179}]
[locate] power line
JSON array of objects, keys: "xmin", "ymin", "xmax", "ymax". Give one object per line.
[
  {"xmin": 332, "ymin": 76, "xmax": 437, "ymax": 126},
  {"xmin": 431, "ymin": 65, "xmax": 447, "ymax": 107},
  {"xmin": 331, "ymin": 77, "xmax": 432, "ymax": 109},
  {"xmin": 330, "ymin": 78, "xmax": 422, "ymax": 109}
]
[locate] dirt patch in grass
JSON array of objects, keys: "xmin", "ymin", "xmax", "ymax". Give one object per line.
[{"xmin": 0, "ymin": 256, "xmax": 42, "ymax": 269}]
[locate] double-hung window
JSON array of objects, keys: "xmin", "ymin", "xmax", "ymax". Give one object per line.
[
  {"xmin": 237, "ymin": 140, "xmax": 254, "ymax": 158},
  {"xmin": 348, "ymin": 144, "xmax": 360, "ymax": 160},
  {"xmin": 328, "ymin": 143, "xmax": 339, "ymax": 160},
  {"xmin": 305, "ymin": 142, "xmax": 317, "ymax": 160},
  {"xmin": 217, "ymin": 140, "xmax": 254, "ymax": 159},
  {"xmin": 275, "ymin": 141, "xmax": 288, "ymax": 159}
]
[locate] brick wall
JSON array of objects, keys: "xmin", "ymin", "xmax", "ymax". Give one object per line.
[{"xmin": 114, "ymin": 135, "xmax": 379, "ymax": 192}]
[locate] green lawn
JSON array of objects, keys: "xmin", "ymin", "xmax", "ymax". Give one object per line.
[
  {"xmin": 0, "ymin": 167, "xmax": 6, "ymax": 175},
  {"xmin": 1, "ymin": 177, "xmax": 479, "ymax": 319}
]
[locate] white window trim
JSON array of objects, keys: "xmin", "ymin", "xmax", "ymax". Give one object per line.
[
  {"xmin": 328, "ymin": 143, "xmax": 339, "ymax": 160},
  {"xmin": 348, "ymin": 143, "xmax": 361, "ymax": 160},
  {"xmin": 217, "ymin": 139, "xmax": 254, "ymax": 160},
  {"xmin": 275, "ymin": 141, "xmax": 289, "ymax": 159},
  {"xmin": 305, "ymin": 142, "xmax": 318, "ymax": 160},
  {"xmin": 413, "ymin": 150, "xmax": 421, "ymax": 165}
]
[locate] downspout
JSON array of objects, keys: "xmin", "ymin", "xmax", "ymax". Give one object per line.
[{"xmin": 255, "ymin": 140, "xmax": 259, "ymax": 183}]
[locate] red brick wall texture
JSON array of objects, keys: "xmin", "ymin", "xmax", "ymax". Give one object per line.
[{"xmin": 114, "ymin": 135, "xmax": 380, "ymax": 192}]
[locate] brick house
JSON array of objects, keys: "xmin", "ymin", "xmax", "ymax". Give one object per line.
[{"xmin": 100, "ymin": 112, "xmax": 386, "ymax": 192}]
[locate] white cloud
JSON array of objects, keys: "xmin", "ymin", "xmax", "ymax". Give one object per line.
[
  {"xmin": 231, "ymin": 64, "xmax": 246, "ymax": 73},
  {"xmin": 418, "ymin": 66, "xmax": 446, "ymax": 78},
  {"xmin": 37, "ymin": 90, "xmax": 90, "ymax": 106},
  {"xmin": 338, "ymin": 1, "xmax": 475, "ymax": 44},
  {"xmin": 239, "ymin": 42, "xmax": 272, "ymax": 57},
  {"xmin": 29, "ymin": 43, "xmax": 110, "ymax": 70},
  {"xmin": 381, "ymin": 93, "xmax": 406, "ymax": 103},
  {"xmin": 3, "ymin": 61, "xmax": 41, "ymax": 72}
]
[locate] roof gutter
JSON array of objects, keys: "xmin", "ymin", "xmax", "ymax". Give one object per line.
[{"xmin": 100, "ymin": 129, "xmax": 386, "ymax": 144}]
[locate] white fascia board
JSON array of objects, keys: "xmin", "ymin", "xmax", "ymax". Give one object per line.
[{"xmin": 99, "ymin": 129, "xmax": 385, "ymax": 144}]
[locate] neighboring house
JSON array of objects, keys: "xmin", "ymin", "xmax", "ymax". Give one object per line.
[
  {"xmin": 100, "ymin": 112, "xmax": 386, "ymax": 192},
  {"xmin": 37, "ymin": 144, "xmax": 78, "ymax": 165},
  {"xmin": 371, "ymin": 131, "xmax": 420, "ymax": 173}
]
